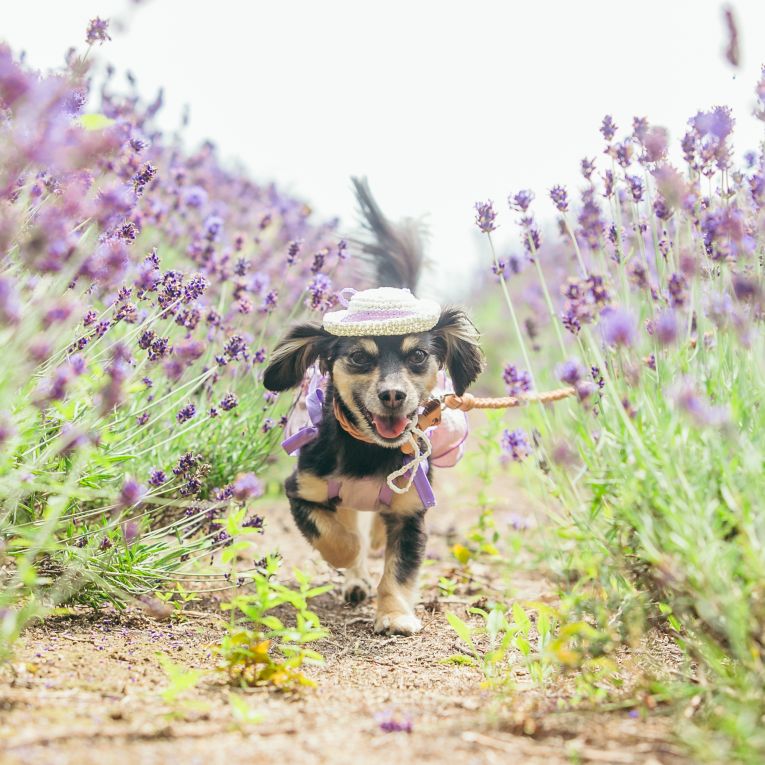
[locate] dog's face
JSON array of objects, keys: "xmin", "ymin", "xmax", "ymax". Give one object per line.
[
  {"xmin": 331, "ymin": 333, "xmax": 439, "ymax": 447},
  {"xmin": 263, "ymin": 307, "xmax": 484, "ymax": 449}
]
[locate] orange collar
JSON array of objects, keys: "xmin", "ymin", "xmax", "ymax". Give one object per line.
[
  {"xmin": 332, "ymin": 396, "xmax": 377, "ymax": 445},
  {"xmin": 332, "ymin": 396, "xmax": 443, "ymax": 454}
]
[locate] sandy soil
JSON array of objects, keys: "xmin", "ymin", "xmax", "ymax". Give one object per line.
[{"xmin": 0, "ymin": 469, "xmax": 689, "ymax": 765}]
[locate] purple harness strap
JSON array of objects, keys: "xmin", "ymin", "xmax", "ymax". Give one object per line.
[{"xmin": 281, "ymin": 376, "xmax": 436, "ymax": 509}]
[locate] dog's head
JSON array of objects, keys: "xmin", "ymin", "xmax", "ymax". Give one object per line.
[{"xmin": 263, "ymin": 307, "xmax": 484, "ymax": 448}]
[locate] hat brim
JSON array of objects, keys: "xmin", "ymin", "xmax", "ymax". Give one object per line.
[{"xmin": 323, "ymin": 300, "xmax": 441, "ymax": 336}]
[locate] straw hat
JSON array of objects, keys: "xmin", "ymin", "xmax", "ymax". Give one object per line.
[{"xmin": 323, "ymin": 287, "xmax": 441, "ymax": 337}]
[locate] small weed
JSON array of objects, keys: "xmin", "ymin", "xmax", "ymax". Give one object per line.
[{"xmin": 215, "ymin": 565, "xmax": 330, "ymax": 689}]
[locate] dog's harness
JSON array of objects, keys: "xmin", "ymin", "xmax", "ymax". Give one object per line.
[{"xmin": 281, "ymin": 370, "xmax": 469, "ymax": 510}]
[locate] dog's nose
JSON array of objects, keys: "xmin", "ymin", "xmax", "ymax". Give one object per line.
[{"xmin": 378, "ymin": 388, "xmax": 406, "ymax": 409}]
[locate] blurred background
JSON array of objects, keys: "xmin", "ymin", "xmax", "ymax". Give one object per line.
[{"xmin": 2, "ymin": 0, "xmax": 764, "ymax": 298}]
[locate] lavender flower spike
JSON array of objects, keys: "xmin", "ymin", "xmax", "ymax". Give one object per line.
[
  {"xmin": 86, "ymin": 18, "xmax": 111, "ymax": 45},
  {"xmin": 474, "ymin": 200, "xmax": 498, "ymax": 234},
  {"xmin": 600, "ymin": 306, "xmax": 637, "ymax": 347}
]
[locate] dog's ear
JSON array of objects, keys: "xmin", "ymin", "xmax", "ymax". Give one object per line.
[
  {"xmin": 431, "ymin": 307, "xmax": 485, "ymax": 396},
  {"xmin": 263, "ymin": 322, "xmax": 335, "ymax": 391}
]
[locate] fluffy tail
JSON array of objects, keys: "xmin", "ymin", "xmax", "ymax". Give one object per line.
[{"xmin": 350, "ymin": 176, "xmax": 428, "ymax": 292}]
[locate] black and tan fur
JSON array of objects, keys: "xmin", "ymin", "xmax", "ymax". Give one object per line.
[{"xmin": 263, "ymin": 179, "xmax": 484, "ymax": 635}]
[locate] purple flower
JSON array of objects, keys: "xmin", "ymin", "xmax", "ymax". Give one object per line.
[
  {"xmin": 204, "ymin": 214, "xmax": 223, "ymax": 241},
  {"xmin": 306, "ymin": 274, "xmax": 334, "ymax": 311},
  {"xmin": 502, "ymin": 364, "xmax": 532, "ymax": 396},
  {"xmin": 220, "ymin": 393, "xmax": 238, "ymax": 411},
  {"xmin": 260, "ymin": 290, "xmax": 279, "ymax": 313},
  {"xmin": 176, "ymin": 403, "xmax": 197, "ymax": 423},
  {"xmin": 642, "ymin": 127, "xmax": 668, "ymax": 163},
  {"xmin": 600, "ymin": 306, "xmax": 637, "ymax": 347},
  {"xmin": 375, "ymin": 711, "xmax": 413, "ymax": 734},
  {"xmin": 672, "ymin": 381, "xmax": 728, "ymax": 427},
  {"xmin": 691, "ymin": 106, "xmax": 734, "ymax": 140},
  {"xmin": 119, "ymin": 478, "xmax": 145, "ymax": 508},
  {"xmin": 69, "ymin": 355, "xmax": 86, "ymax": 375},
  {"xmin": 600, "ymin": 115, "xmax": 617, "ymax": 141},
  {"xmin": 508, "ymin": 190, "xmax": 534, "ymax": 213},
  {"xmin": 654, "ymin": 310, "xmax": 678, "ymax": 345},
  {"xmin": 183, "ymin": 185, "xmax": 208, "ymax": 208},
  {"xmin": 668, "ymin": 273, "xmax": 688, "ymax": 308},
  {"xmin": 287, "ymin": 240, "xmax": 302, "ymax": 265},
  {"xmin": 175, "ymin": 338, "xmax": 205, "ymax": 363},
  {"xmin": 122, "ymin": 521, "xmax": 140, "ymax": 544},
  {"xmin": 577, "ymin": 188, "xmax": 605, "ymax": 248},
  {"xmin": 232, "ymin": 472, "xmax": 264, "ymax": 501},
  {"xmin": 580, "ymin": 157, "xmax": 596, "ymax": 179},
  {"xmin": 311, "ymin": 249, "xmax": 327, "ymax": 274},
  {"xmin": 148, "ymin": 469, "xmax": 167, "ymax": 487},
  {"xmin": 500, "ymin": 429, "xmax": 530, "ymax": 462},
  {"xmin": 549, "ymin": 185, "xmax": 569, "ymax": 212},
  {"xmin": 148, "ymin": 337, "xmax": 169, "ymax": 361},
  {"xmin": 474, "ymin": 200, "xmax": 498, "ymax": 234},
  {"xmin": 556, "ymin": 359, "xmax": 585, "ymax": 386},
  {"xmin": 86, "ymin": 17, "xmax": 111, "ymax": 45},
  {"xmin": 626, "ymin": 175, "xmax": 644, "ymax": 203},
  {"xmin": 132, "ymin": 163, "xmax": 156, "ymax": 195},
  {"xmin": 173, "ymin": 452, "xmax": 199, "ymax": 477},
  {"xmin": 183, "ymin": 274, "xmax": 208, "ymax": 302},
  {"xmin": 242, "ymin": 515, "xmax": 264, "ymax": 531},
  {"xmin": 224, "ymin": 334, "xmax": 249, "ymax": 361}
]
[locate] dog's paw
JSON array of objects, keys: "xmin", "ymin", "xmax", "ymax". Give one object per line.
[
  {"xmin": 373, "ymin": 611, "xmax": 422, "ymax": 635},
  {"xmin": 342, "ymin": 577, "xmax": 373, "ymax": 605}
]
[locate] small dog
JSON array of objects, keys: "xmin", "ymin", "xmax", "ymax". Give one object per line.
[{"xmin": 263, "ymin": 179, "xmax": 484, "ymax": 635}]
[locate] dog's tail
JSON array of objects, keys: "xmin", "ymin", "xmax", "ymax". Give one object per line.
[{"xmin": 350, "ymin": 176, "xmax": 428, "ymax": 292}]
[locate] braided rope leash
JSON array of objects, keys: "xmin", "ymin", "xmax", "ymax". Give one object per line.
[
  {"xmin": 333, "ymin": 387, "xmax": 578, "ymax": 496},
  {"xmin": 389, "ymin": 386, "xmax": 578, "ymax": 494},
  {"xmin": 385, "ymin": 422, "xmax": 432, "ymax": 495},
  {"xmin": 442, "ymin": 387, "xmax": 577, "ymax": 412}
]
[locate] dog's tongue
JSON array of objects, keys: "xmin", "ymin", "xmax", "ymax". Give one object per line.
[{"xmin": 372, "ymin": 414, "xmax": 409, "ymax": 439}]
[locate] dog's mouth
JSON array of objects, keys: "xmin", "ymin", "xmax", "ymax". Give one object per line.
[{"xmin": 358, "ymin": 402, "xmax": 415, "ymax": 442}]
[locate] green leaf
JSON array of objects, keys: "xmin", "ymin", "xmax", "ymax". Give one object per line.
[
  {"xmin": 77, "ymin": 113, "xmax": 116, "ymax": 131},
  {"xmin": 440, "ymin": 654, "xmax": 477, "ymax": 666},
  {"xmin": 512, "ymin": 602, "xmax": 532, "ymax": 635},
  {"xmin": 446, "ymin": 611, "xmax": 477, "ymax": 652},
  {"xmin": 228, "ymin": 693, "xmax": 263, "ymax": 726}
]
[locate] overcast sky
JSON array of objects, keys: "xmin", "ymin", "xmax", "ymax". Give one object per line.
[{"xmin": 3, "ymin": 1, "xmax": 765, "ymax": 298}]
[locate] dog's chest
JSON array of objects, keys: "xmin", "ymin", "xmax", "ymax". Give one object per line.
[{"xmin": 296, "ymin": 470, "xmax": 426, "ymax": 515}]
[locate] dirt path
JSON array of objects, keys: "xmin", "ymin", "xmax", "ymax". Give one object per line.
[{"xmin": 0, "ymin": 471, "xmax": 688, "ymax": 765}]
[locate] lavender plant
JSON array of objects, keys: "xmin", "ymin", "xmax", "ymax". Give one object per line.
[
  {"xmin": 475, "ymin": 73, "xmax": 765, "ymax": 762},
  {"xmin": 0, "ymin": 24, "xmax": 350, "ymax": 655}
]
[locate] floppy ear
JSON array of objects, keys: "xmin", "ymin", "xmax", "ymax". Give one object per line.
[
  {"xmin": 431, "ymin": 307, "xmax": 485, "ymax": 396},
  {"xmin": 262, "ymin": 322, "xmax": 335, "ymax": 392}
]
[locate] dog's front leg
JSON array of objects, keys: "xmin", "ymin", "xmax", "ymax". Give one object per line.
[
  {"xmin": 374, "ymin": 510, "xmax": 427, "ymax": 635},
  {"xmin": 288, "ymin": 496, "xmax": 362, "ymax": 570}
]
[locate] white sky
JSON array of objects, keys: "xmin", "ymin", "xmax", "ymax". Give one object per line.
[{"xmin": 3, "ymin": 1, "xmax": 765, "ymax": 299}]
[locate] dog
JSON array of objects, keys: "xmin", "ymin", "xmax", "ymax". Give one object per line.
[{"xmin": 263, "ymin": 179, "xmax": 484, "ymax": 635}]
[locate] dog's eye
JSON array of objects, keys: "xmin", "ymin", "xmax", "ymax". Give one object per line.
[
  {"xmin": 408, "ymin": 349, "xmax": 428, "ymax": 364},
  {"xmin": 348, "ymin": 350, "xmax": 372, "ymax": 366}
]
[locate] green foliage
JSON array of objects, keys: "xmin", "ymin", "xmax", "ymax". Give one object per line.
[
  {"xmin": 215, "ymin": 564, "xmax": 330, "ymax": 689},
  {"xmin": 474, "ymin": 139, "xmax": 765, "ymax": 762},
  {"xmin": 157, "ymin": 653, "xmax": 204, "ymax": 704}
]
